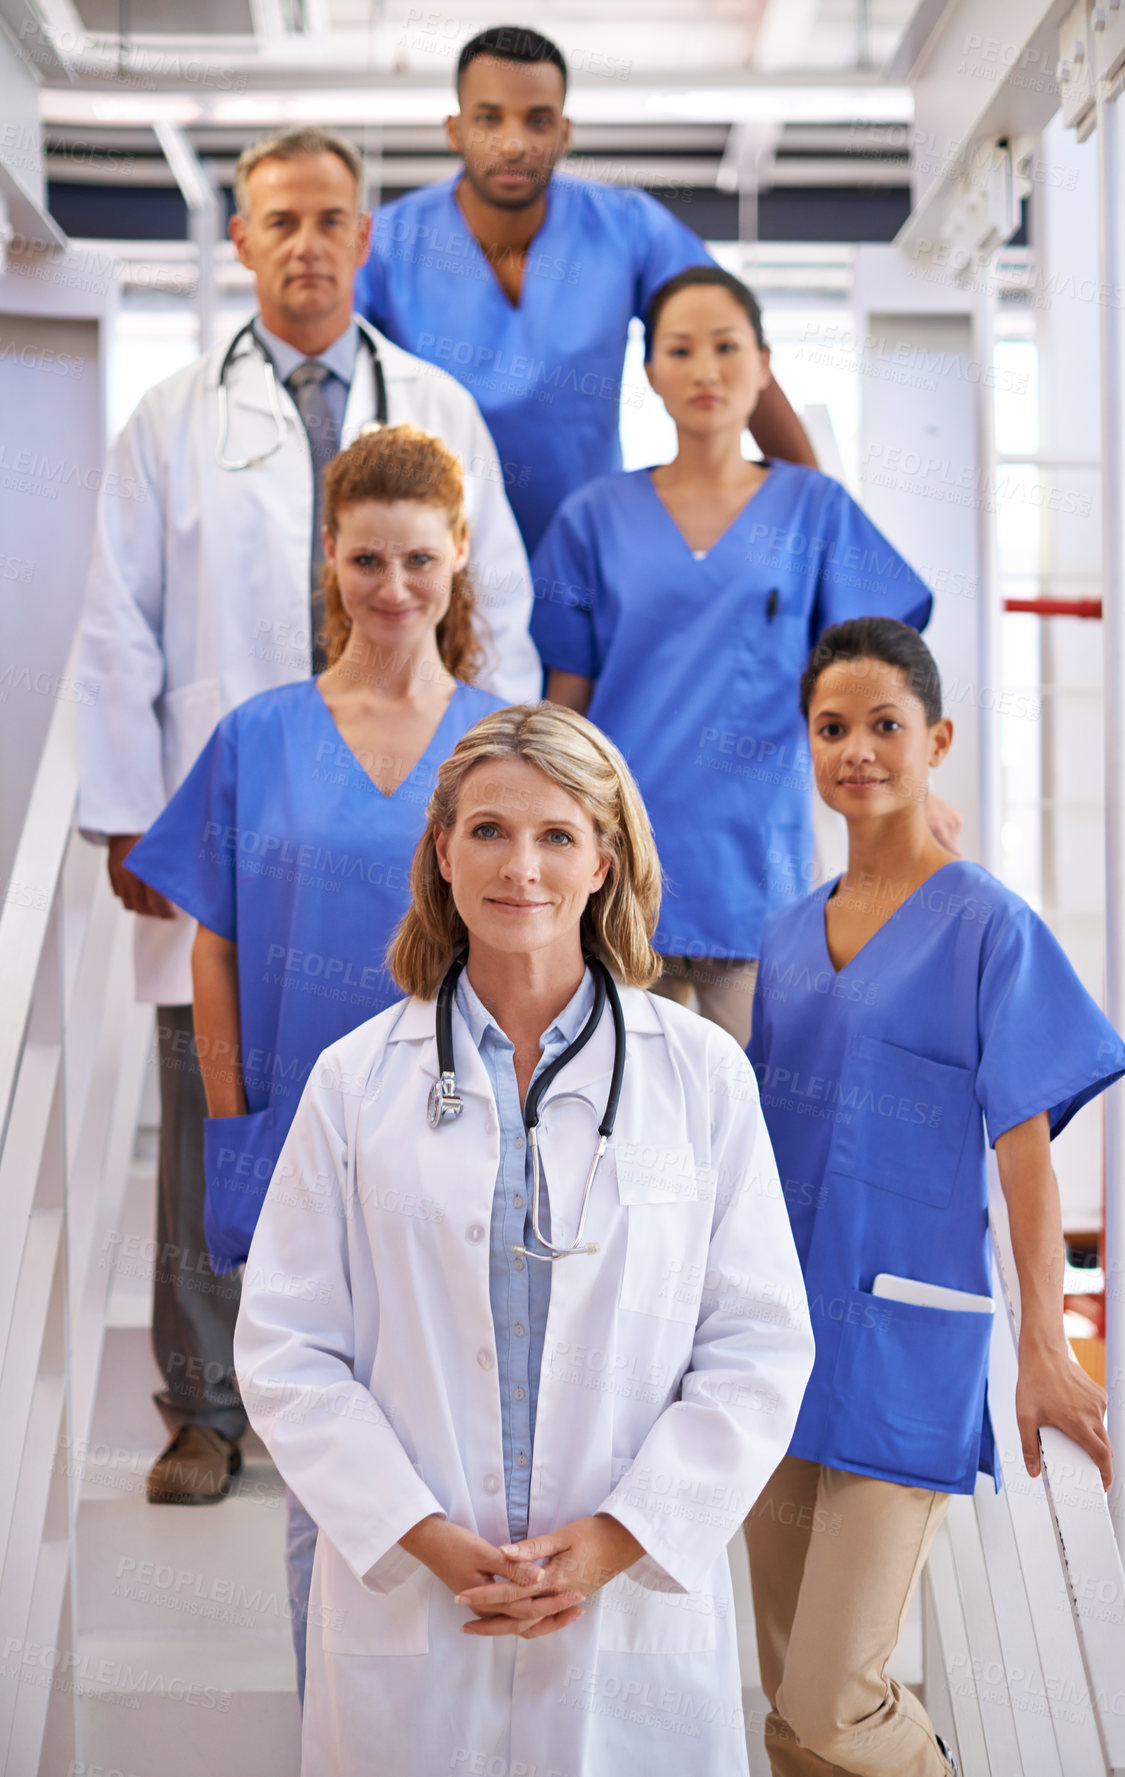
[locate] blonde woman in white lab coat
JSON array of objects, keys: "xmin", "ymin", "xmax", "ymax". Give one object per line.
[{"xmin": 234, "ymin": 703, "xmax": 814, "ymax": 1777}]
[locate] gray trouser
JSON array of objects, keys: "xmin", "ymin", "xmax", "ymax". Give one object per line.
[{"xmin": 152, "ymin": 1005, "xmax": 247, "ymax": 1441}]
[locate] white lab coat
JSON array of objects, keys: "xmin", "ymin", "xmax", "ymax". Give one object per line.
[
  {"xmin": 235, "ymin": 987, "xmax": 814, "ymax": 1777},
  {"xmin": 76, "ymin": 316, "xmax": 540, "ymax": 1004}
]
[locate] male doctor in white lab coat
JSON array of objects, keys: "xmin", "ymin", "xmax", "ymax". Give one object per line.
[{"xmin": 77, "ymin": 125, "xmax": 540, "ymax": 1508}]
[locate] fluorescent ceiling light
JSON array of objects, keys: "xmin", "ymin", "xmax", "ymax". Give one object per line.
[
  {"xmin": 41, "ymin": 82, "xmax": 912, "ymax": 131},
  {"xmin": 83, "ymin": 96, "xmax": 204, "ymax": 125}
]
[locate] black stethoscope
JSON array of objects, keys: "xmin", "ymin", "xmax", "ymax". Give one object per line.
[
  {"xmin": 214, "ymin": 320, "xmax": 389, "ymax": 470},
  {"xmin": 428, "ymin": 954, "xmax": 627, "ymax": 1262}
]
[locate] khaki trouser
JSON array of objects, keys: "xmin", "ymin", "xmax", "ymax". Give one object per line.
[
  {"xmin": 745, "ymin": 1455, "xmax": 951, "ymax": 1777},
  {"xmin": 651, "ymin": 954, "xmax": 759, "ymax": 1048}
]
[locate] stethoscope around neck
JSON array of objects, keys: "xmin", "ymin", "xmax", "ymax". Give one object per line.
[
  {"xmin": 213, "ymin": 319, "xmax": 389, "ymax": 470},
  {"xmin": 428, "ymin": 953, "xmax": 627, "ymax": 1262}
]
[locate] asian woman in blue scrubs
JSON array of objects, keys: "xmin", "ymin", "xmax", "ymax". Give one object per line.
[
  {"xmin": 126, "ymin": 424, "xmax": 502, "ymax": 1703},
  {"xmin": 533, "ymin": 267, "xmax": 957, "ymax": 1047},
  {"xmin": 747, "ymin": 618, "xmax": 1123, "ymax": 1777}
]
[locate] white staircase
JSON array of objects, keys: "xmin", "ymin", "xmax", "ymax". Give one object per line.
[
  {"xmin": 73, "ymin": 1142, "xmax": 300, "ymax": 1775},
  {"xmin": 0, "ymin": 665, "xmax": 301, "ymax": 1775}
]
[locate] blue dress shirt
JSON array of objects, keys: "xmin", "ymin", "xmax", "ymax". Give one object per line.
[
  {"xmin": 253, "ymin": 314, "xmax": 359, "ymax": 437},
  {"xmin": 455, "ymin": 966, "xmax": 596, "ymax": 1542}
]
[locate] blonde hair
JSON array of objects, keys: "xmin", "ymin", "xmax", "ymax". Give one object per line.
[
  {"xmin": 320, "ymin": 425, "xmax": 484, "ymax": 682},
  {"xmin": 388, "ymin": 704, "xmax": 662, "ymax": 997},
  {"xmin": 234, "ymin": 127, "xmax": 363, "ymax": 218}
]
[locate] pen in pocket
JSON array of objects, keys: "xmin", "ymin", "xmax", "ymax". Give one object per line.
[{"xmin": 766, "ymin": 589, "xmax": 779, "ymax": 622}]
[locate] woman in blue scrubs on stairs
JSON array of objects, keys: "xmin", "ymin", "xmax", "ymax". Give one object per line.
[
  {"xmin": 126, "ymin": 424, "xmax": 502, "ymax": 1704},
  {"xmin": 532, "ymin": 266, "xmax": 957, "ymax": 1047},
  {"xmin": 746, "ymin": 617, "xmax": 1123, "ymax": 1777}
]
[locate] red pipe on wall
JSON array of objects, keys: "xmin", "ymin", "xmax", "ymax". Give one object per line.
[{"xmin": 1003, "ymin": 598, "xmax": 1104, "ymax": 619}]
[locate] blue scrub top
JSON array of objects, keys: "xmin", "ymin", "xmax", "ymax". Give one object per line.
[
  {"xmin": 531, "ymin": 462, "xmax": 933, "ymax": 960},
  {"xmin": 354, "ymin": 174, "xmax": 711, "ymax": 552},
  {"xmin": 749, "ymin": 859, "xmax": 1125, "ymax": 1495},
  {"xmin": 128, "ymin": 677, "xmax": 501, "ymax": 1162}
]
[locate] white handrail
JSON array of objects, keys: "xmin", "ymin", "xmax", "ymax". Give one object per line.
[
  {"xmin": 0, "ymin": 648, "xmax": 151, "ymax": 1775},
  {"xmin": 990, "ymin": 1164, "xmax": 1125, "ymax": 1773},
  {"xmin": 0, "ymin": 673, "xmax": 79, "ymax": 1145},
  {"xmin": 923, "ymin": 1165, "xmax": 1125, "ymax": 1775},
  {"xmin": 1096, "ymin": 53, "xmax": 1125, "ymax": 1567}
]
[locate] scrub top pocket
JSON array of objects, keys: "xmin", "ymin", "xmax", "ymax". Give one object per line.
[
  {"xmin": 203, "ymin": 1107, "xmax": 277, "ymax": 1273},
  {"xmin": 731, "ymin": 605, "xmax": 808, "ymax": 731},
  {"xmin": 827, "ymin": 1036, "xmax": 976, "ymax": 1211},
  {"xmin": 828, "ymin": 1289, "xmax": 992, "ymax": 1489},
  {"xmin": 615, "ymin": 1142, "xmax": 715, "ymax": 1326}
]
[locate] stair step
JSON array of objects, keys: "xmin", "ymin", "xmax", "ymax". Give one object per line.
[
  {"xmin": 77, "ymin": 1475, "xmax": 289, "ymax": 1639},
  {"xmin": 76, "ymin": 1633, "xmax": 300, "ymax": 1777},
  {"xmin": 103, "ymin": 1156, "xmax": 159, "ymax": 1331},
  {"xmin": 85, "ymin": 1325, "xmax": 186, "ymax": 1464}
]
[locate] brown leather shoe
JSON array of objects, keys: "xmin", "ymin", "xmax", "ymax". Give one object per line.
[{"xmin": 146, "ymin": 1425, "xmax": 241, "ymax": 1504}]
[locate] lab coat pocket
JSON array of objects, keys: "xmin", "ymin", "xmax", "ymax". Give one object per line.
[
  {"xmin": 320, "ymin": 1550, "xmax": 432, "ymax": 1656},
  {"xmin": 829, "ymin": 1290, "xmax": 992, "ymax": 1488},
  {"xmin": 616, "ymin": 1142, "xmax": 716, "ymax": 1326},
  {"xmin": 827, "ymin": 1036, "xmax": 976, "ymax": 1210},
  {"xmin": 203, "ymin": 1108, "xmax": 277, "ymax": 1274},
  {"xmin": 597, "ymin": 1567, "xmax": 720, "ymax": 1653},
  {"xmin": 161, "ymin": 677, "xmax": 221, "ymax": 793}
]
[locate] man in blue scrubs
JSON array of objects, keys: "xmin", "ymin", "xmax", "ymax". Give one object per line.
[{"xmin": 354, "ymin": 26, "xmax": 816, "ymax": 552}]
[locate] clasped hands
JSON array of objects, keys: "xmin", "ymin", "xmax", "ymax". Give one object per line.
[{"xmin": 399, "ymin": 1513, "xmax": 643, "ymax": 1640}]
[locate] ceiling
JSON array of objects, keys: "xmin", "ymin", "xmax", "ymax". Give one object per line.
[
  {"xmin": 12, "ymin": 0, "xmax": 924, "ymax": 241},
  {"xmin": 52, "ymin": 0, "xmax": 918, "ymax": 73}
]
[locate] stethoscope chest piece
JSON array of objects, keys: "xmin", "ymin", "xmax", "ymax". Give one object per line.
[
  {"xmin": 428, "ymin": 951, "xmax": 627, "ymax": 1263},
  {"xmin": 427, "ymin": 1072, "xmax": 463, "ymax": 1129},
  {"xmin": 427, "ymin": 955, "xmax": 469, "ymax": 1128}
]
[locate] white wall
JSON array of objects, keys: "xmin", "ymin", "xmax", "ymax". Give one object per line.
[
  {"xmin": 0, "ymin": 268, "xmax": 112, "ymax": 888},
  {"xmin": 0, "ymin": 23, "xmax": 46, "ymax": 215},
  {"xmin": 1027, "ymin": 115, "xmax": 1107, "ymax": 1230}
]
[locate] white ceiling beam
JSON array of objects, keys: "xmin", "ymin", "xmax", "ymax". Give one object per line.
[
  {"xmin": 893, "ymin": 0, "xmax": 1070, "ymax": 259},
  {"xmin": 44, "ymin": 149, "xmax": 912, "ymax": 189},
  {"xmin": 0, "ymin": 0, "xmax": 85, "ymax": 79},
  {"xmin": 248, "ymin": 0, "xmax": 291, "ymax": 39},
  {"xmin": 153, "ymin": 118, "xmax": 214, "ymax": 210}
]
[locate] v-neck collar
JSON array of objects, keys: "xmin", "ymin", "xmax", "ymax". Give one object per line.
[
  {"xmin": 819, "ymin": 860, "xmax": 961, "ymax": 977},
  {"xmin": 643, "ymin": 463, "xmax": 774, "ymax": 564},
  {"xmin": 310, "ymin": 677, "xmax": 462, "ymax": 803},
  {"xmin": 449, "ymin": 175, "xmax": 554, "ymax": 312}
]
